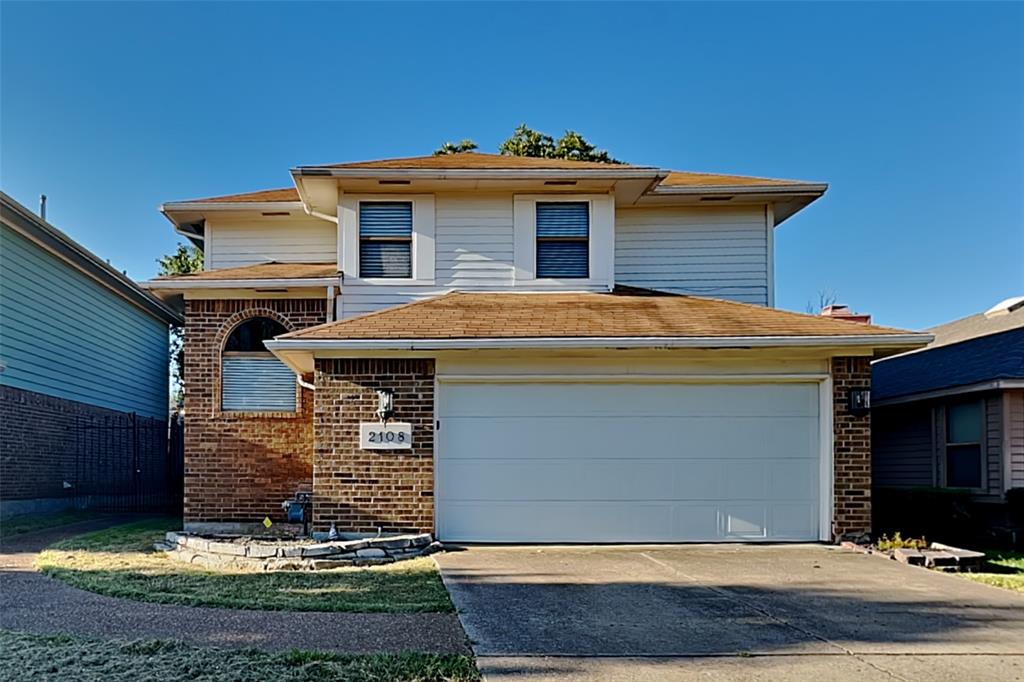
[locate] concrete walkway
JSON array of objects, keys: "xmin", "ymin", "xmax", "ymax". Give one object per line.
[
  {"xmin": 0, "ymin": 518, "xmax": 469, "ymax": 654},
  {"xmin": 438, "ymin": 544, "xmax": 1024, "ymax": 681}
]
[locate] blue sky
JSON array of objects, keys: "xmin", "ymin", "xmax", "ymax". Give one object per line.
[{"xmin": 2, "ymin": 2, "xmax": 1021, "ymax": 330}]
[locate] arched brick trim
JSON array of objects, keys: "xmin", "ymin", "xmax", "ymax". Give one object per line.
[{"xmin": 215, "ymin": 307, "xmax": 297, "ymax": 353}]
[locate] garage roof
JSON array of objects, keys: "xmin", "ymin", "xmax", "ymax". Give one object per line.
[{"xmin": 275, "ymin": 288, "xmax": 924, "ymax": 344}]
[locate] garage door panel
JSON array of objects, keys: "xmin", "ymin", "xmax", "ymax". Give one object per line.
[
  {"xmin": 771, "ymin": 503, "xmax": 818, "ymax": 538},
  {"xmin": 440, "ymin": 383, "xmax": 818, "ymax": 419},
  {"xmin": 441, "ymin": 416, "xmax": 818, "ymax": 461},
  {"xmin": 436, "ymin": 381, "xmax": 822, "ymax": 543},
  {"xmin": 439, "ymin": 501, "xmax": 677, "ymax": 543}
]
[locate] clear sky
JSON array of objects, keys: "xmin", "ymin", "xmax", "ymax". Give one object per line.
[{"xmin": 2, "ymin": 2, "xmax": 1021, "ymax": 330}]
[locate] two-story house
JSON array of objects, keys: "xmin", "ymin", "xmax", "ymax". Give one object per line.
[{"xmin": 143, "ymin": 152, "xmax": 930, "ymax": 543}]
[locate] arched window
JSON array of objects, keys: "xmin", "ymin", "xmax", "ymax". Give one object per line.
[{"xmin": 221, "ymin": 316, "xmax": 296, "ymax": 412}]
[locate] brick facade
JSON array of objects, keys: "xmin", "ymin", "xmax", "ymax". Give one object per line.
[
  {"xmin": 0, "ymin": 385, "xmax": 171, "ymax": 515},
  {"xmin": 183, "ymin": 298, "xmax": 326, "ymax": 524},
  {"xmin": 832, "ymin": 355, "xmax": 873, "ymax": 539},
  {"xmin": 312, "ymin": 358, "xmax": 435, "ymax": 534}
]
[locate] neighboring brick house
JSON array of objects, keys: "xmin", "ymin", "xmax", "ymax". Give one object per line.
[
  {"xmin": 143, "ymin": 152, "xmax": 930, "ymax": 542},
  {"xmin": 0, "ymin": 192, "xmax": 182, "ymax": 518}
]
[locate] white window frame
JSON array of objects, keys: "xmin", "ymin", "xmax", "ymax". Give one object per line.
[
  {"xmin": 513, "ymin": 194, "xmax": 615, "ymax": 288},
  {"xmin": 339, "ymin": 194, "xmax": 435, "ymax": 285}
]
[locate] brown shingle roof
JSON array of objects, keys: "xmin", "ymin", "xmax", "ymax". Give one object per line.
[
  {"xmin": 281, "ymin": 288, "xmax": 912, "ymax": 341},
  {"xmin": 155, "ymin": 262, "xmax": 338, "ymax": 281},
  {"xmin": 660, "ymin": 171, "xmax": 818, "ymax": 188},
  {"xmin": 186, "ymin": 188, "xmax": 300, "ymax": 204},
  {"xmin": 310, "ymin": 151, "xmax": 651, "ymax": 171},
  {"xmin": 173, "ymin": 155, "xmax": 823, "ymax": 204}
]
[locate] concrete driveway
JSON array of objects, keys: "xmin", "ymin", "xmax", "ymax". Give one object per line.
[{"xmin": 436, "ymin": 544, "xmax": 1024, "ymax": 681}]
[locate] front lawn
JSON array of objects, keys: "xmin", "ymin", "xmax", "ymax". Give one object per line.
[
  {"xmin": 36, "ymin": 518, "xmax": 454, "ymax": 612},
  {"xmin": 959, "ymin": 550, "xmax": 1024, "ymax": 593},
  {"xmin": 0, "ymin": 630, "xmax": 479, "ymax": 682}
]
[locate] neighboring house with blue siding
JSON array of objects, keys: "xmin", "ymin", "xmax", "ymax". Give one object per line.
[
  {"xmin": 0, "ymin": 192, "xmax": 182, "ymax": 517},
  {"xmin": 872, "ymin": 297, "xmax": 1024, "ymax": 509}
]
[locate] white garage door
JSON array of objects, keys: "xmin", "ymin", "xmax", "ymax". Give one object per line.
[{"xmin": 436, "ymin": 381, "xmax": 822, "ymax": 543}]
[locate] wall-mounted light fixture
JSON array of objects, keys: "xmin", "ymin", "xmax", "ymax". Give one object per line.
[
  {"xmin": 848, "ymin": 388, "xmax": 871, "ymax": 416},
  {"xmin": 376, "ymin": 388, "xmax": 395, "ymax": 423}
]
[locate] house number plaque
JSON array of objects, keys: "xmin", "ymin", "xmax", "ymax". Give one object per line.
[{"xmin": 359, "ymin": 422, "xmax": 413, "ymax": 450}]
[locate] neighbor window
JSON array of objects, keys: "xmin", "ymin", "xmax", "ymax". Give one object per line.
[
  {"xmin": 536, "ymin": 201, "xmax": 589, "ymax": 278},
  {"xmin": 221, "ymin": 317, "xmax": 296, "ymax": 412},
  {"xmin": 359, "ymin": 201, "xmax": 413, "ymax": 278},
  {"xmin": 945, "ymin": 401, "xmax": 983, "ymax": 488}
]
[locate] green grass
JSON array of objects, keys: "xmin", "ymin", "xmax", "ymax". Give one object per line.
[
  {"xmin": 959, "ymin": 550, "xmax": 1024, "ymax": 593},
  {"xmin": 0, "ymin": 630, "xmax": 479, "ymax": 682},
  {"xmin": 0, "ymin": 509, "xmax": 111, "ymax": 539},
  {"xmin": 36, "ymin": 519, "xmax": 454, "ymax": 613}
]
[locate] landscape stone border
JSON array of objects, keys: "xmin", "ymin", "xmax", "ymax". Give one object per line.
[{"xmin": 158, "ymin": 532, "xmax": 443, "ymax": 571}]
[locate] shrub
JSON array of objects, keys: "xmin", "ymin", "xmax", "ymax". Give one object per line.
[
  {"xmin": 873, "ymin": 487, "xmax": 976, "ymax": 544},
  {"xmin": 876, "ymin": 532, "xmax": 927, "ymax": 552},
  {"xmin": 1008, "ymin": 488, "xmax": 1024, "ymax": 527}
]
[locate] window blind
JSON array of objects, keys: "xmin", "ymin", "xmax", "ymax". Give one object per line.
[
  {"xmin": 536, "ymin": 202, "xmax": 589, "ymax": 278},
  {"xmin": 360, "ymin": 202, "xmax": 413, "ymax": 278}
]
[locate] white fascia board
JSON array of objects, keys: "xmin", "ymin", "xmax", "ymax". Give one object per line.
[
  {"xmin": 291, "ymin": 167, "xmax": 667, "ymax": 181},
  {"xmin": 161, "ymin": 201, "xmax": 306, "ymax": 212},
  {"xmin": 265, "ymin": 333, "xmax": 933, "ymax": 353},
  {"xmin": 650, "ymin": 183, "xmax": 828, "ymax": 196},
  {"xmin": 141, "ymin": 276, "xmax": 341, "ymax": 290}
]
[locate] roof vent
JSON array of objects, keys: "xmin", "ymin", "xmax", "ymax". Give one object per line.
[
  {"xmin": 378, "ymin": 180, "xmax": 411, "ymax": 185},
  {"xmin": 984, "ymin": 296, "xmax": 1024, "ymax": 318},
  {"xmin": 699, "ymin": 195, "xmax": 733, "ymax": 202},
  {"xmin": 544, "ymin": 180, "xmax": 577, "ymax": 186}
]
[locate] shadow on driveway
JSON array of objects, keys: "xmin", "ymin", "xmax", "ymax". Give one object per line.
[{"xmin": 436, "ymin": 544, "xmax": 1024, "ymax": 680}]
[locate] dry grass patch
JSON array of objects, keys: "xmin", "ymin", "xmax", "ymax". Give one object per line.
[
  {"xmin": 37, "ymin": 518, "xmax": 454, "ymax": 613},
  {"xmin": 0, "ymin": 630, "xmax": 479, "ymax": 682}
]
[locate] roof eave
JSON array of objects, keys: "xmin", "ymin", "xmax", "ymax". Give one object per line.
[
  {"xmin": 650, "ymin": 183, "xmax": 828, "ymax": 196},
  {"xmin": 2, "ymin": 192, "xmax": 183, "ymax": 326},
  {"xmin": 141, "ymin": 276, "xmax": 341, "ymax": 290},
  {"xmin": 290, "ymin": 167, "xmax": 667, "ymax": 181},
  {"xmin": 266, "ymin": 333, "xmax": 933, "ymax": 353},
  {"xmin": 874, "ymin": 378, "xmax": 1024, "ymax": 407}
]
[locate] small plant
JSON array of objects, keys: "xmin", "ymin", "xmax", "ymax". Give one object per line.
[{"xmin": 876, "ymin": 532, "xmax": 927, "ymax": 552}]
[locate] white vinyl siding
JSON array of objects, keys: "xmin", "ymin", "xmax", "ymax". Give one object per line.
[
  {"xmin": 615, "ymin": 206, "xmax": 770, "ymax": 305},
  {"xmin": 221, "ymin": 356, "xmax": 296, "ymax": 412},
  {"xmin": 339, "ymin": 193, "xmax": 611, "ymax": 319},
  {"xmin": 435, "ymin": 194, "xmax": 516, "ymax": 288},
  {"xmin": 205, "ymin": 217, "xmax": 336, "ymax": 270},
  {"xmin": 436, "ymin": 380, "xmax": 822, "ymax": 543}
]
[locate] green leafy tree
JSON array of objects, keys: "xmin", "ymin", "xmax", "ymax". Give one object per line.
[
  {"xmin": 158, "ymin": 244, "xmax": 203, "ymax": 405},
  {"xmin": 433, "ymin": 139, "xmax": 479, "ymax": 155},
  {"xmin": 497, "ymin": 124, "xmax": 622, "ymax": 164},
  {"xmin": 498, "ymin": 124, "xmax": 556, "ymax": 158}
]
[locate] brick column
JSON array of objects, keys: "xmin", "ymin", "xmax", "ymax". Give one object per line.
[
  {"xmin": 313, "ymin": 358, "xmax": 435, "ymax": 534},
  {"xmin": 832, "ymin": 356, "xmax": 872, "ymax": 540},
  {"xmin": 182, "ymin": 298, "xmax": 326, "ymax": 525}
]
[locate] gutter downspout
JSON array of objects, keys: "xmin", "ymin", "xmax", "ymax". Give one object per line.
[{"xmin": 297, "ymin": 375, "xmax": 316, "ymax": 391}]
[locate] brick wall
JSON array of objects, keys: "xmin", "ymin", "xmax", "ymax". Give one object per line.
[
  {"xmin": 0, "ymin": 385, "xmax": 172, "ymax": 514},
  {"xmin": 313, "ymin": 358, "xmax": 435, "ymax": 534},
  {"xmin": 183, "ymin": 299, "xmax": 326, "ymax": 523},
  {"xmin": 832, "ymin": 356, "xmax": 873, "ymax": 539}
]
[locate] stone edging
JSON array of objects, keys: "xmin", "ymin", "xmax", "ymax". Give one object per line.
[{"xmin": 158, "ymin": 532, "xmax": 443, "ymax": 571}]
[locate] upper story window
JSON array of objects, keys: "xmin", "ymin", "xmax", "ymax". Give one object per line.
[
  {"xmin": 945, "ymin": 401, "xmax": 983, "ymax": 488},
  {"xmin": 535, "ymin": 202, "xmax": 589, "ymax": 278},
  {"xmin": 221, "ymin": 317, "xmax": 296, "ymax": 412},
  {"xmin": 359, "ymin": 202, "xmax": 413, "ymax": 278}
]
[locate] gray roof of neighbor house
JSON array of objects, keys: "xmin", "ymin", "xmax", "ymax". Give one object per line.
[{"xmin": 872, "ymin": 300, "xmax": 1024, "ymax": 403}]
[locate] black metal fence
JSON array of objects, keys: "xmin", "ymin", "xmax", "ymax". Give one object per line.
[{"xmin": 71, "ymin": 412, "xmax": 183, "ymax": 513}]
